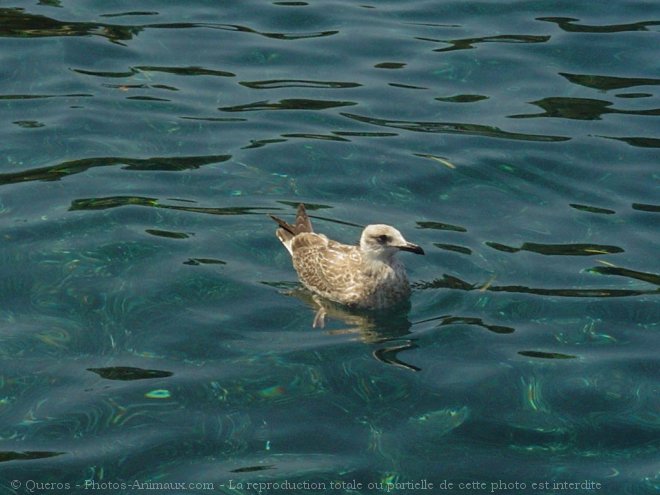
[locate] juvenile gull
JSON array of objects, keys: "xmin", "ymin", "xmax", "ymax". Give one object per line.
[{"xmin": 270, "ymin": 204, "xmax": 424, "ymax": 313}]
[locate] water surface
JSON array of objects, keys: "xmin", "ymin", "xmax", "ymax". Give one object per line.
[{"xmin": 1, "ymin": 1, "xmax": 658, "ymax": 494}]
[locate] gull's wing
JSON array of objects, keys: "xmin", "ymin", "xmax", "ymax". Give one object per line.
[{"xmin": 291, "ymin": 233, "xmax": 363, "ymax": 304}]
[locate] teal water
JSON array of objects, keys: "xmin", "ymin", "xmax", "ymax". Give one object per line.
[{"xmin": 1, "ymin": 1, "xmax": 658, "ymax": 494}]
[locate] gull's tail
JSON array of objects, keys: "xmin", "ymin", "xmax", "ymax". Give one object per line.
[{"xmin": 270, "ymin": 203, "xmax": 313, "ymax": 255}]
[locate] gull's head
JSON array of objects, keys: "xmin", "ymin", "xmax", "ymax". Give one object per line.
[{"xmin": 360, "ymin": 224, "xmax": 425, "ymax": 259}]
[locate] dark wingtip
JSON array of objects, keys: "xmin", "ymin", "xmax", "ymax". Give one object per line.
[
  {"xmin": 269, "ymin": 213, "xmax": 284, "ymax": 226},
  {"xmin": 270, "ymin": 204, "xmax": 313, "ymax": 235},
  {"xmin": 270, "ymin": 214, "xmax": 296, "ymax": 235}
]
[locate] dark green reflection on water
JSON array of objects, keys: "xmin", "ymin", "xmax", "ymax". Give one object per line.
[
  {"xmin": 0, "ymin": 93, "xmax": 92, "ymax": 100},
  {"xmin": 434, "ymin": 243, "xmax": 472, "ymax": 255},
  {"xmin": 412, "ymin": 314, "xmax": 515, "ymax": 334},
  {"xmin": 374, "ymin": 62, "xmax": 406, "ymax": 69},
  {"xmin": 72, "ymin": 66, "xmax": 236, "ymax": 78},
  {"xmin": 183, "ymin": 258, "xmax": 226, "ymax": 266},
  {"xmin": 417, "ymin": 221, "xmax": 467, "ymax": 232},
  {"xmin": 69, "ymin": 196, "xmax": 275, "ymax": 216},
  {"xmin": 281, "ymin": 133, "xmax": 350, "ymax": 142},
  {"xmin": 145, "ymin": 229, "xmax": 191, "ymax": 240},
  {"xmin": 240, "ymin": 79, "xmax": 360, "ymax": 89},
  {"xmin": 230, "ymin": 465, "xmax": 276, "ymax": 473},
  {"xmin": 220, "ymin": 99, "xmax": 356, "ymax": 112},
  {"xmin": 99, "ymin": 11, "xmax": 159, "ymax": 18},
  {"xmin": 632, "ymin": 203, "xmax": 660, "ymax": 212},
  {"xmin": 12, "ymin": 120, "xmax": 45, "ymax": 128},
  {"xmin": 435, "ymin": 94, "xmax": 489, "ymax": 103},
  {"xmin": 486, "ymin": 241, "xmax": 624, "ymax": 256},
  {"xmin": 415, "ymin": 274, "xmax": 659, "ymax": 298},
  {"xmin": 0, "ymin": 155, "xmax": 231, "ymax": 185},
  {"xmin": 569, "ymin": 204, "xmax": 616, "ymax": 215},
  {"xmin": 0, "ymin": 7, "xmax": 142, "ymax": 42},
  {"xmin": 0, "ymin": 7, "xmax": 338, "ymax": 44},
  {"xmin": 604, "ymin": 136, "xmax": 660, "ymax": 148},
  {"xmin": 538, "ymin": 16, "xmax": 660, "ymax": 33},
  {"xmin": 518, "ymin": 351, "xmax": 577, "ymax": 360},
  {"xmin": 429, "ymin": 34, "xmax": 550, "ymax": 53},
  {"xmin": 341, "ymin": 112, "xmax": 570, "ymax": 141},
  {"xmin": 87, "ymin": 366, "xmax": 173, "ymax": 381},
  {"xmin": 2, "ymin": 0, "xmax": 657, "ymax": 491},
  {"xmin": 510, "ymin": 97, "xmax": 660, "ymax": 120},
  {"xmin": 560, "ymin": 72, "xmax": 660, "ymax": 91},
  {"xmin": 588, "ymin": 266, "xmax": 660, "ymax": 286},
  {"xmin": 0, "ymin": 451, "xmax": 65, "ymax": 463}
]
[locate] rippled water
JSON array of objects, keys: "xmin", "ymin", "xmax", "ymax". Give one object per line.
[{"xmin": 1, "ymin": 1, "xmax": 658, "ymax": 494}]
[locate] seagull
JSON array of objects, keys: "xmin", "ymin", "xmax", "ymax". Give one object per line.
[{"xmin": 270, "ymin": 204, "xmax": 424, "ymax": 320}]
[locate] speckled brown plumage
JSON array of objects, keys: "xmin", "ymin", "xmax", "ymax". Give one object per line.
[{"xmin": 270, "ymin": 204, "xmax": 424, "ymax": 310}]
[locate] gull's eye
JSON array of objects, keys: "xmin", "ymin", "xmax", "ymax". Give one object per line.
[{"xmin": 377, "ymin": 234, "xmax": 390, "ymax": 244}]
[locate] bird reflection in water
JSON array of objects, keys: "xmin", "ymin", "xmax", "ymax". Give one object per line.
[{"xmin": 283, "ymin": 287, "xmax": 421, "ymax": 372}]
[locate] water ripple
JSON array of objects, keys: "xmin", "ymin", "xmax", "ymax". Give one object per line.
[
  {"xmin": 427, "ymin": 34, "xmax": 550, "ymax": 52},
  {"xmin": 87, "ymin": 366, "xmax": 173, "ymax": 381},
  {"xmin": 99, "ymin": 12, "xmax": 160, "ymax": 19},
  {"xmin": 600, "ymin": 136, "xmax": 660, "ymax": 148},
  {"xmin": 560, "ymin": 73, "xmax": 660, "ymax": 91},
  {"xmin": 485, "ymin": 242, "xmax": 624, "ymax": 256},
  {"xmin": 414, "ymin": 274, "xmax": 659, "ymax": 299},
  {"xmin": 240, "ymin": 80, "xmax": 360, "ymax": 89},
  {"xmin": 0, "ymin": 155, "xmax": 231, "ymax": 185},
  {"xmin": 220, "ymin": 99, "xmax": 356, "ymax": 112},
  {"xmin": 538, "ymin": 16, "xmax": 660, "ymax": 33},
  {"xmin": 69, "ymin": 196, "xmax": 275, "ymax": 217},
  {"xmin": 340, "ymin": 112, "xmax": 571, "ymax": 142},
  {"xmin": 1, "ymin": 0, "xmax": 658, "ymax": 490},
  {"xmin": 0, "ymin": 93, "xmax": 92, "ymax": 100},
  {"xmin": 73, "ymin": 66, "xmax": 236, "ymax": 78},
  {"xmin": 510, "ymin": 97, "xmax": 660, "ymax": 120},
  {"xmin": 587, "ymin": 266, "xmax": 660, "ymax": 286},
  {"xmin": 0, "ymin": 451, "xmax": 65, "ymax": 462},
  {"xmin": 0, "ymin": 8, "xmax": 338, "ymax": 44}
]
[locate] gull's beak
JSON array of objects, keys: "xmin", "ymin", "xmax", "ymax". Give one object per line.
[{"xmin": 399, "ymin": 242, "xmax": 425, "ymax": 255}]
